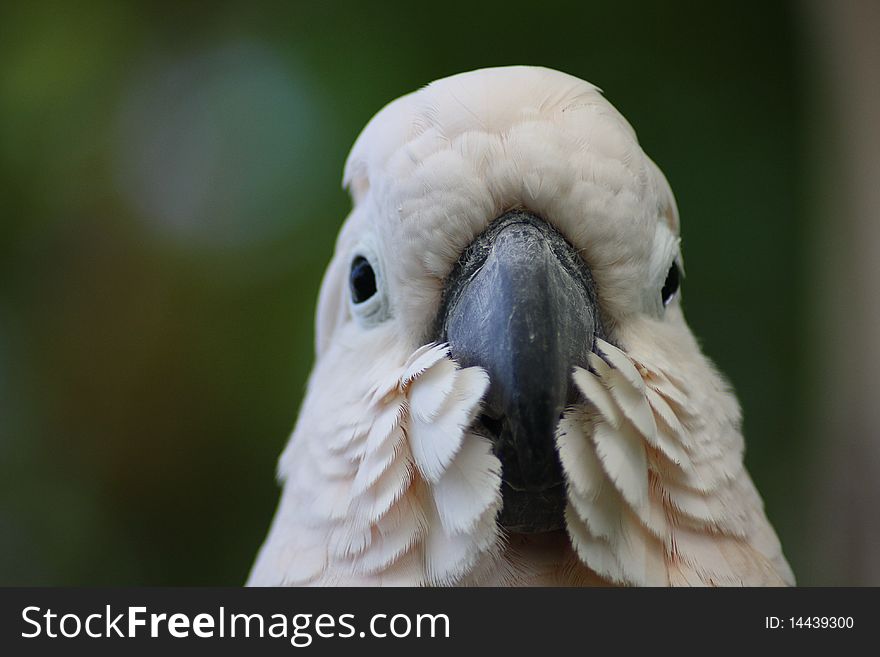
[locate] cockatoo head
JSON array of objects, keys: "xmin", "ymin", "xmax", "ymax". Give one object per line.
[{"xmin": 249, "ymin": 66, "xmax": 793, "ymax": 586}]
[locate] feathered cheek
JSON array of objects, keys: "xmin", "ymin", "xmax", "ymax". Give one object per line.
[
  {"xmin": 555, "ymin": 339, "xmax": 767, "ymax": 586},
  {"xmin": 401, "ymin": 346, "xmax": 505, "ymax": 585},
  {"xmin": 314, "ymin": 344, "xmax": 505, "ymax": 586}
]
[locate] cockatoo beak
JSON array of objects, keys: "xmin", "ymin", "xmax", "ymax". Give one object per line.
[{"xmin": 434, "ymin": 210, "xmax": 604, "ymax": 532}]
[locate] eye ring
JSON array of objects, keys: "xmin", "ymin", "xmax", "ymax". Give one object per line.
[
  {"xmin": 349, "ymin": 255, "xmax": 377, "ymax": 304},
  {"xmin": 347, "ymin": 244, "xmax": 391, "ymax": 326},
  {"xmin": 661, "ymin": 262, "xmax": 681, "ymax": 306}
]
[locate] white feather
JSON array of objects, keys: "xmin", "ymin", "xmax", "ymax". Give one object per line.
[
  {"xmin": 409, "ymin": 357, "xmax": 458, "ymax": 422},
  {"xmin": 402, "ymin": 343, "xmax": 450, "ymax": 385},
  {"xmin": 350, "ymin": 424, "xmax": 401, "ymax": 497},
  {"xmin": 572, "ymin": 367, "xmax": 621, "ymax": 427},
  {"xmin": 596, "ymin": 339, "xmax": 646, "ymax": 392},
  {"xmin": 555, "ymin": 412, "xmax": 604, "ymax": 499},
  {"xmin": 602, "ymin": 366, "xmax": 657, "ymax": 439},
  {"xmin": 424, "ymin": 500, "xmax": 500, "ymax": 586},
  {"xmin": 564, "ymin": 506, "xmax": 626, "ymax": 584},
  {"xmin": 408, "ymin": 366, "xmax": 489, "ymax": 483},
  {"xmin": 351, "ymin": 495, "xmax": 427, "ymax": 576},
  {"xmin": 590, "ymin": 418, "xmax": 649, "ymax": 512},
  {"xmin": 431, "ymin": 433, "xmax": 502, "ymax": 536}
]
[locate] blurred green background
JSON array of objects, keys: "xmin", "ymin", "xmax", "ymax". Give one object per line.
[{"xmin": 1, "ymin": 0, "xmax": 876, "ymax": 585}]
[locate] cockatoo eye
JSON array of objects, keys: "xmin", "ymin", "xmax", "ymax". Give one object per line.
[
  {"xmin": 349, "ymin": 255, "xmax": 377, "ymax": 304},
  {"xmin": 348, "ymin": 247, "xmax": 390, "ymax": 326},
  {"xmin": 661, "ymin": 262, "xmax": 681, "ymax": 306}
]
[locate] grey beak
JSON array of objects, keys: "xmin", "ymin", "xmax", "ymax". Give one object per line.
[{"xmin": 434, "ymin": 210, "xmax": 604, "ymax": 532}]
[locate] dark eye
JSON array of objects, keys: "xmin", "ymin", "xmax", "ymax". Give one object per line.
[
  {"xmin": 661, "ymin": 262, "xmax": 681, "ymax": 306},
  {"xmin": 349, "ymin": 255, "xmax": 377, "ymax": 304}
]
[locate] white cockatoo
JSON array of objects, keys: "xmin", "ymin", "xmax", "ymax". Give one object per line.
[{"xmin": 248, "ymin": 66, "xmax": 795, "ymax": 586}]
